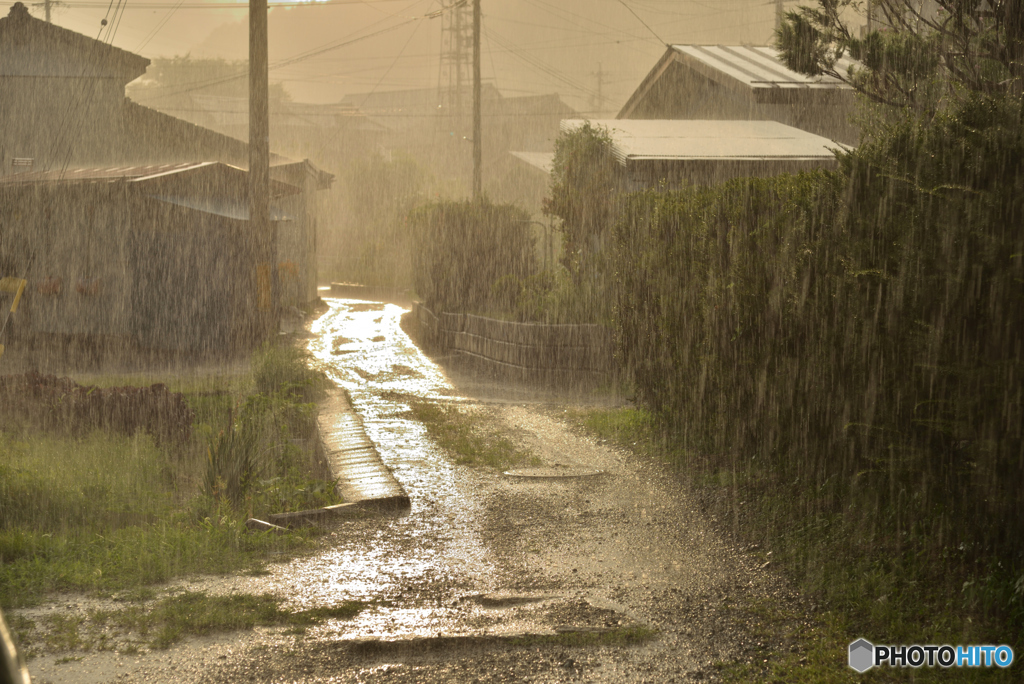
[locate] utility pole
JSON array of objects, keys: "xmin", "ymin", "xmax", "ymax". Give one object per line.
[
  {"xmin": 472, "ymin": 0, "xmax": 481, "ymax": 200},
  {"xmin": 44, "ymin": 0, "xmax": 50, "ymax": 22},
  {"xmin": 775, "ymin": 0, "xmax": 783, "ymax": 33},
  {"xmin": 249, "ymin": 0, "xmax": 274, "ymax": 340}
]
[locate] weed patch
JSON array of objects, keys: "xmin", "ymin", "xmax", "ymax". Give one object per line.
[
  {"xmin": 409, "ymin": 400, "xmax": 539, "ymax": 469},
  {"xmin": 18, "ymin": 592, "xmax": 365, "ymax": 653}
]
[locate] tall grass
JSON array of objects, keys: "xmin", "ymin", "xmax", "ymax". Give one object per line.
[{"xmin": 0, "ymin": 342, "xmax": 340, "ymax": 609}]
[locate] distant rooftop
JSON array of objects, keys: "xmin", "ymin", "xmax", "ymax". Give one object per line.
[{"xmin": 561, "ymin": 119, "xmax": 847, "ymax": 165}]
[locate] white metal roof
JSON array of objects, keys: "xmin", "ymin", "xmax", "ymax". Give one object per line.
[
  {"xmin": 560, "ymin": 119, "xmax": 847, "ymax": 164},
  {"xmin": 670, "ymin": 45, "xmax": 856, "ymax": 91}
]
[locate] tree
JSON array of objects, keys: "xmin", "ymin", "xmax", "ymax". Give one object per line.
[
  {"xmin": 542, "ymin": 122, "xmax": 617, "ymax": 280},
  {"xmin": 127, "ymin": 56, "xmax": 292, "ymax": 113},
  {"xmin": 776, "ymin": 1, "xmax": 1023, "ymax": 111}
]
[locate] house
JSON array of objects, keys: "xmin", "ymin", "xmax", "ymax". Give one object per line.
[
  {"xmin": 561, "ymin": 119, "xmax": 845, "ymax": 190},
  {"xmin": 0, "ymin": 163, "xmax": 300, "ymax": 354},
  {"xmin": 0, "ymin": 1, "xmax": 331, "ymax": 348},
  {"xmin": 617, "ymin": 45, "xmax": 859, "ymax": 145},
  {"xmin": 0, "ymin": 2, "xmax": 149, "ymax": 170},
  {"xmin": 340, "ymin": 85, "xmax": 575, "ymax": 201}
]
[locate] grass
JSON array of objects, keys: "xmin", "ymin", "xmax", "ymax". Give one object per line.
[
  {"xmin": 408, "ymin": 400, "xmax": 540, "ymax": 470},
  {"xmin": 564, "ymin": 406, "xmax": 1023, "ymax": 683},
  {"xmin": 13, "ymin": 591, "xmax": 365, "ymax": 654},
  {"xmin": 509, "ymin": 624, "xmax": 658, "ymax": 648},
  {"xmin": 0, "ymin": 340, "xmax": 342, "ymax": 609}
]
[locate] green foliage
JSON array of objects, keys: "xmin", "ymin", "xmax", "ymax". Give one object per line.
[
  {"xmin": 409, "ymin": 198, "xmax": 536, "ymax": 314},
  {"xmin": 204, "ymin": 345, "xmax": 338, "ymax": 513},
  {"xmin": 408, "ymin": 400, "xmax": 539, "ymax": 470},
  {"xmin": 251, "ymin": 341, "xmax": 330, "ymax": 403},
  {"xmin": 203, "ymin": 408, "xmax": 258, "ymax": 509},
  {"xmin": 543, "ymin": 122, "xmax": 618, "ymax": 279},
  {"xmin": 507, "ymin": 264, "xmax": 614, "ymax": 324},
  {"xmin": 775, "ymin": 1, "xmax": 1023, "ymax": 111}
]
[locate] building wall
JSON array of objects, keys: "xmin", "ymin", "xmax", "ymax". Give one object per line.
[
  {"xmin": 0, "ymin": 77, "xmax": 126, "ymax": 171},
  {"xmin": 0, "ymin": 183, "xmax": 134, "ymax": 338}
]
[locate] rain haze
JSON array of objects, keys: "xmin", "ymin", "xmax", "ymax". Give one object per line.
[{"xmin": 1, "ymin": 0, "xmax": 1022, "ymax": 683}]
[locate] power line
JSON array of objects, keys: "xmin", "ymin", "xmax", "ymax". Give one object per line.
[
  {"xmin": 134, "ymin": 0, "xmax": 185, "ymax": 53},
  {"xmin": 136, "ymin": 7, "xmax": 446, "ymax": 102},
  {"xmin": 615, "ymin": 0, "xmax": 666, "ymax": 46}
]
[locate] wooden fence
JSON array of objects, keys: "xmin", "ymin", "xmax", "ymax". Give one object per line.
[{"xmin": 412, "ymin": 303, "xmax": 614, "ymax": 386}]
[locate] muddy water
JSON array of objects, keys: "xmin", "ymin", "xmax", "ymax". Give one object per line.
[{"xmin": 20, "ymin": 297, "xmax": 795, "ymax": 683}]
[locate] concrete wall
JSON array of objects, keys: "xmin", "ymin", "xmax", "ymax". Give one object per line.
[{"xmin": 414, "ymin": 302, "xmax": 613, "ymax": 386}]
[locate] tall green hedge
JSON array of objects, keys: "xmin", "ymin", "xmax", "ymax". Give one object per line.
[
  {"xmin": 614, "ymin": 105, "xmax": 1024, "ymax": 557},
  {"xmin": 409, "ymin": 198, "xmax": 535, "ymax": 314}
]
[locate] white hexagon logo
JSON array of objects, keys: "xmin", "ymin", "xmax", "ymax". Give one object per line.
[{"xmin": 849, "ymin": 638, "xmax": 874, "ymax": 672}]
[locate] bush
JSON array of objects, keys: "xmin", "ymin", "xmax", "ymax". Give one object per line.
[{"xmin": 409, "ymin": 198, "xmax": 536, "ymax": 314}]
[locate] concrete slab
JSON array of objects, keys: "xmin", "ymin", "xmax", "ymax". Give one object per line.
[{"xmin": 318, "ymin": 388, "xmax": 410, "ymax": 509}]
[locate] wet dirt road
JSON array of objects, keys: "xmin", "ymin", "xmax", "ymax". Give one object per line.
[{"xmin": 25, "ymin": 297, "xmax": 795, "ymax": 683}]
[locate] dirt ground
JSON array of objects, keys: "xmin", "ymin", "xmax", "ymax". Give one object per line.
[{"xmin": 15, "ymin": 297, "xmax": 813, "ymax": 683}]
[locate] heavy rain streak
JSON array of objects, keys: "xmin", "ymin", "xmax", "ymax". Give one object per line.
[{"xmin": 0, "ymin": 0, "xmax": 1022, "ymax": 682}]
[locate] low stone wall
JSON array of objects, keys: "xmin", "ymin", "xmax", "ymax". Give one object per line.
[{"xmin": 412, "ymin": 303, "xmax": 614, "ymax": 386}]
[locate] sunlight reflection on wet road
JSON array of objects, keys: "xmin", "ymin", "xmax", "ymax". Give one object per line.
[{"xmin": 299, "ymin": 297, "xmax": 502, "ymax": 638}]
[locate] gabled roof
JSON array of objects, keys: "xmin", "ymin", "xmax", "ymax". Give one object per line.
[
  {"xmin": 0, "ymin": 2, "xmax": 149, "ymax": 83},
  {"xmin": 561, "ymin": 119, "xmax": 847, "ymax": 164},
  {"xmin": 619, "ymin": 45, "xmax": 856, "ymax": 118}
]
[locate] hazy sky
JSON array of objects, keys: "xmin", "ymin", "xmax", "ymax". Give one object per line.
[{"xmin": 37, "ymin": 0, "xmax": 804, "ymax": 113}]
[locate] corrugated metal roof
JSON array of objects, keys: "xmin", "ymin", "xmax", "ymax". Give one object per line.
[
  {"xmin": 671, "ymin": 45, "xmax": 856, "ymax": 90},
  {"xmin": 510, "ymin": 151, "xmax": 555, "ymax": 174},
  {"xmin": 0, "ymin": 162, "xmax": 215, "ymax": 184},
  {"xmin": 0, "ymin": 161, "xmax": 301, "ymax": 196},
  {"xmin": 560, "ymin": 119, "xmax": 847, "ymax": 164}
]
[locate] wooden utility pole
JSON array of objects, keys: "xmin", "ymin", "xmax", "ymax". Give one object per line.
[
  {"xmin": 44, "ymin": 0, "xmax": 51, "ymax": 22},
  {"xmin": 249, "ymin": 0, "xmax": 275, "ymax": 339},
  {"xmin": 472, "ymin": 0, "xmax": 481, "ymax": 200}
]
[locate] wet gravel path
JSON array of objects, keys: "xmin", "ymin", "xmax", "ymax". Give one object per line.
[{"xmin": 21, "ymin": 297, "xmax": 799, "ymax": 683}]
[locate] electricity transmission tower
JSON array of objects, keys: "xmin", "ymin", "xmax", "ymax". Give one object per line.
[{"xmin": 438, "ymin": 0, "xmax": 474, "ymax": 116}]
